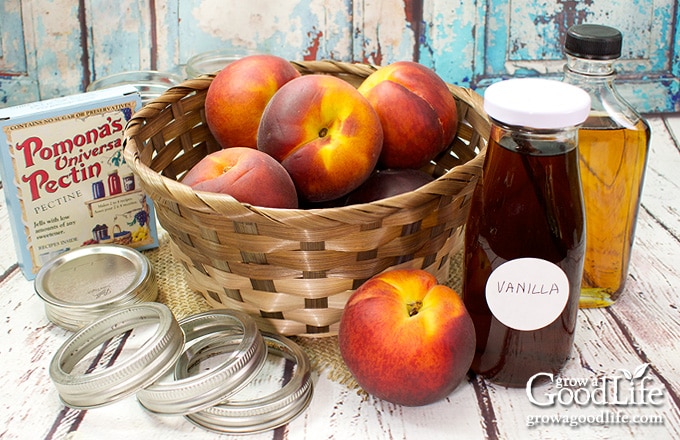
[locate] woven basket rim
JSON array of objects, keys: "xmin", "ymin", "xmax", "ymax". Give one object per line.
[{"xmin": 123, "ymin": 60, "xmax": 489, "ymax": 221}]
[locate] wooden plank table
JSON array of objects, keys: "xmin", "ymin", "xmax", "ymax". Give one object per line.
[{"xmin": 1, "ymin": 114, "xmax": 679, "ymax": 439}]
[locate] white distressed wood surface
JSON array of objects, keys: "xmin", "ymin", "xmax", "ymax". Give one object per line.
[{"xmin": 1, "ymin": 115, "xmax": 679, "ymax": 439}]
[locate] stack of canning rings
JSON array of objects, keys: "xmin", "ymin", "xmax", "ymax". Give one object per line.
[{"xmin": 48, "ymin": 303, "xmax": 313, "ymax": 434}]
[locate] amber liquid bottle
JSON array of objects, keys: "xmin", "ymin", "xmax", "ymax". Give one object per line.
[
  {"xmin": 463, "ymin": 78, "xmax": 590, "ymax": 387},
  {"xmin": 563, "ymin": 24, "xmax": 651, "ymax": 307}
]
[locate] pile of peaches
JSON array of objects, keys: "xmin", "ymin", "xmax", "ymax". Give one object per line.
[{"xmin": 182, "ymin": 55, "xmax": 459, "ymax": 209}]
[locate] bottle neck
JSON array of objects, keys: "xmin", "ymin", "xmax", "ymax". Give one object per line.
[
  {"xmin": 564, "ymin": 54, "xmax": 616, "ymax": 77},
  {"xmin": 490, "ymin": 119, "xmax": 579, "ymax": 156},
  {"xmin": 563, "ymin": 55, "xmax": 647, "ymax": 129}
]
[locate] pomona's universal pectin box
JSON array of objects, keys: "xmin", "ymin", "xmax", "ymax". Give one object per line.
[{"xmin": 0, "ymin": 85, "xmax": 159, "ymax": 280}]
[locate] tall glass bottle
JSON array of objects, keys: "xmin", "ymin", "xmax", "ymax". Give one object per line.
[
  {"xmin": 463, "ymin": 78, "xmax": 590, "ymax": 387},
  {"xmin": 563, "ymin": 24, "xmax": 651, "ymax": 308}
]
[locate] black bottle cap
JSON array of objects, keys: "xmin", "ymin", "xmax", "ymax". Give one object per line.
[{"xmin": 564, "ymin": 24, "xmax": 622, "ymax": 60}]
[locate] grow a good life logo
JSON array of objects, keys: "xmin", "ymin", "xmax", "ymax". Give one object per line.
[
  {"xmin": 527, "ymin": 363, "xmax": 665, "ymax": 407},
  {"xmin": 525, "ymin": 364, "xmax": 667, "ymax": 428}
]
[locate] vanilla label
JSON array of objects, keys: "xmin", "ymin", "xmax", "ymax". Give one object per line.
[{"xmin": 485, "ymin": 257, "xmax": 570, "ymax": 331}]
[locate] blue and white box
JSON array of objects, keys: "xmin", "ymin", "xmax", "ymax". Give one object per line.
[{"xmin": 0, "ymin": 85, "xmax": 159, "ymax": 280}]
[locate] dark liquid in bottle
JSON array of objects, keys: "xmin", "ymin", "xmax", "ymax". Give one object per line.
[{"xmin": 463, "ymin": 128, "xmax": 586, "ymax": 387}]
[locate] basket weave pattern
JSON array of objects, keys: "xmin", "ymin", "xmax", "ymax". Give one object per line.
[{"xmin": 124, "ymin": 61, "xmax": 490, "ymax": 336}]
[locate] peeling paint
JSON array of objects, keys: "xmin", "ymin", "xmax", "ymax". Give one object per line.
[
  {"xmin": 304, "ymin": 27, "xmax": 324, "ymax": 60},
  {"xmin": 190, "ymin": 0, "xmax": 304, "ymax": 47},
  {"xmin": 87, "ymin": 0, "xmax": 153, "ymax": 76},
  {"xmin": 403, "ymin": 0, "xmax": 423, "ymax": 60},
  {"xmin": 1, "ymin": 0, "xmax": 27, "ymax": 73},
  {"xmin": 0, "ymin": 0, "xmax": 678, "ymax": 112},
  {"xmin": 355, "ymin": 0, "xmax": 415, "ymax": 65},
  {"xmin": 421, "ymin": 0, "xmax": 480, "ymax": 87},
  {"xmin": 34, "ymin": 0, "xmax": 84, "ymax": 96},
  {"xmin": 186, "ymin": 0, "xmax": 351, "ymax": 61}
]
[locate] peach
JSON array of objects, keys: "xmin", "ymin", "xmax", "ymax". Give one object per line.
[
  {"xmin": 357, "ymin": 61, "xmax": 458, "ymax": 169},
  {"xmin": 181, "ymin": 147, "xmax": 298, "ymax": 209},
  {"xmin": 338, "ymin": 269, "xmax": 475, "ymax": 406},
  {"xmin": 257, "ymin": 74, "xmax": 383, "ymax": 203},
  {"xmin": 204, "ymin": 54, "xmax": 300, "ymax": 149},
  {"xmin": 344, "ymin": 168, "xmax": 434, "ymax": 205}
]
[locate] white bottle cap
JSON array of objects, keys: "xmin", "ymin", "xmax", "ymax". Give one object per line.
[{"xmin": 483, "ymin": 78, "xmax": 591, "ymax": 129}]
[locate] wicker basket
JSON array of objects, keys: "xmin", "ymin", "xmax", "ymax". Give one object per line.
[
  {"xmin": 123, "ymin": 60, "xmax": 490, "ymax": 336},
  {"xmin": 112, "ymin": 225, "xmax": 132, "ymax": 245}
]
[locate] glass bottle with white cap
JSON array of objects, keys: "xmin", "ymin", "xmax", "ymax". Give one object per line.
[{"xmin": 463, "ymin": 78, "xmax": 591, "ymax": 387}]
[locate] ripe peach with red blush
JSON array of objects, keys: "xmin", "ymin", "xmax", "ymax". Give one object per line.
[
  {"xmin": 338, "ymin": 268, "xmax": 475, "ymax": 406},
  {"xmin": 204, "ymin": 55, "xmax": 300, "ymax": 149},
  {"xmin": 257, "ymin": 74, "xmax": 383, "ymax": 203},
  {"xmin": 358, "ymin": 61, "xmax": 458, "ymax": 169},
  {"xmin": 182, "ymin": 147, "xmax": 298, "ymax": 209}
]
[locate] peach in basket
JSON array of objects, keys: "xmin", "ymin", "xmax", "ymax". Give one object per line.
[{"xmin": 181, "ymin": 147, "xmax": 299, "ymax": 209}]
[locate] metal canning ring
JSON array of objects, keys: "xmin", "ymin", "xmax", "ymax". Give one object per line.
[
  {"xmin": 136, "ymin": 309, "xmax": 267, "ymax": 415},
  {"xmin": 181, "ymin": 332, "xmax": 313, "ymax": 434},
  {"xmin": 48, "ymin": 302, "xmax": 183, "ymax": 409}
]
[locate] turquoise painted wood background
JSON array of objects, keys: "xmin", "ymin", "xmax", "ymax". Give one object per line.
[{"xmin": 1, "ymin": 0, "xmax": 679, "ymax": 112}]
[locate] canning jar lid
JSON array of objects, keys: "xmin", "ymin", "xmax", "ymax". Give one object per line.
[
  {"xmin": 49, "ymin": 302, "xmax": 184, "ymax": 409},
  {"xmin": 87, "ymin": 70, "xmax": 183, "ymax": 105},
  {"xmin": 483, "ymin": 78, "xmax": 591, "ymax": 129},
  {"xmin": 185, "ymin": 49, "xmax": 258, "ymax": 78},
  {"xmin": 35, "ymin": 244, "xmax": 158, "ymax": 331},
  {"xmin": 137, "ymin": 309, "xmax": 267, "ymax": 415},
  {"xmin": 181, "ymin": 332, "xmax": 313, "ymax": 434}
]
